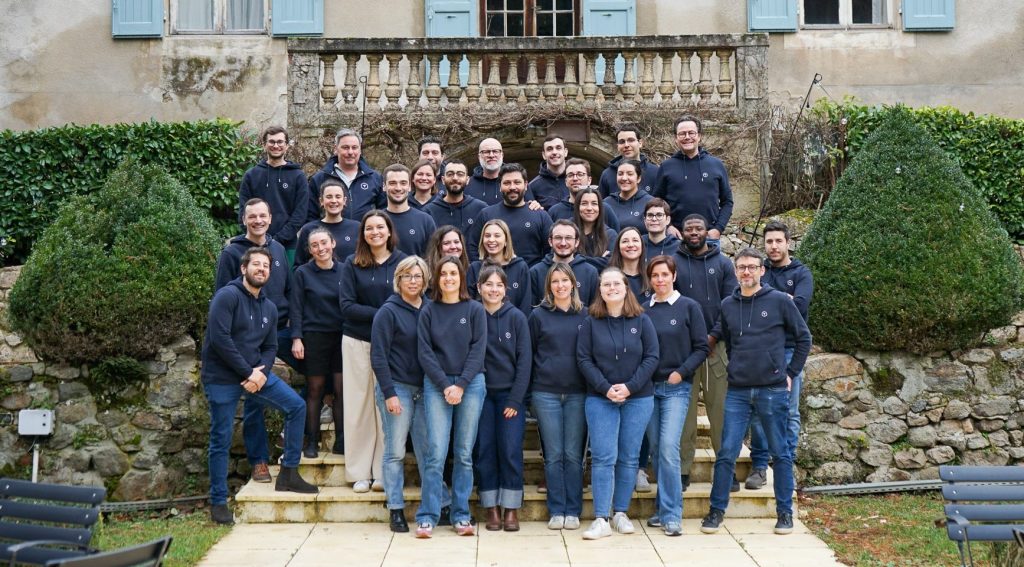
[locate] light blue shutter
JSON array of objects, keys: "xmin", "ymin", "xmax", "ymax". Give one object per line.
[
  {"xmin": 111, "ymin": 0, "xmax": 163, "ymax": 38},
  {"xmin": 903, "ymin": 0, "xmax": 955, "ymax": 30},
  {"xmin": 272, "ymin": 0, "xmax": 324, "ymax": 36},
  {"xmin": 747, "ymin": 0, "xmax": 798, "ymax": 32},
  {"xmin": 582, "ymin": 0, "xmax": 636, "ymax": 85},
  {"xmin": 425, "ymin": 0, "xmax": 476, "ymax": 86}
]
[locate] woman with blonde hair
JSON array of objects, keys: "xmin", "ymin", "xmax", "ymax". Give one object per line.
[{"xmin": 468, "ymin": 219, "xmax": 532, "ymax": 313}]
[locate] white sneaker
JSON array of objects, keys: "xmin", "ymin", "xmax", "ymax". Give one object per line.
[
  {"xmin": 547, "ymin": 515, "xmax": 565, "ymax": 530},
  {"xmin": 582, "ymin": 517, "xmax": 612, "ymax": 540},
  {"xmin": 611, "ymin": 512, "xmax": 635, "ymax": 534},
  {"xmin": 371, "ymin": 479, "xmax": 384, "ymax": 492},
  {"xmin": 352, "ymin": 480, "xmax": 371, "ymax": 493},
  {"xmin": 635, "ymin": 469, "xmax": 652, "ymax": 492},
  {"xmin": 564, "ymin": 516, "xmax": 581, "ymax": 530}
]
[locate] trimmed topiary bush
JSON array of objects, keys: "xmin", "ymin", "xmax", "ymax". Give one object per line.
[
  {"xmin": 800, "ymin": 107, "xmax": 1024, "ymax": 353},
  {"xmin": 8, "ymin": 160, "xmax": 221, "ymax": 364}
]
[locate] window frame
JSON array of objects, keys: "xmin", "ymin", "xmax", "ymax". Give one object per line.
[
  {"xmin": 800, "ymin": 0, "xmax": 891, "ymax": 30},
  {"xmin": 170, "ymin": 0, "xmax": 268, "ymax": 35},
  {"xmin": 479, "ymin": 0, "xmax": 582, "ymax": 37}
]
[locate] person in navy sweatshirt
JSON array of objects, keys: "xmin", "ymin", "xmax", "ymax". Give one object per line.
[
  {"xmin": 382, "ymin": 164, "xmax": 437, "ymax": 257},
  {"xmin": 577, "ymin": 267, "xmax": 659, "ymax": 540},
  {"xmin": 608, "ymin": 226, "xmax": 651, "ymax": 303},
  {"xmin": 642, "ymin": 198, "xmax": 681, "ymax": 259},
  {"xmin": 371, "ymin": 255, "xmax": 431, "ymax": 534},
  {"xmin": 597, "ymin": 124, "xmax": 660, "ymax": 198},
  {"xmin": 474, "ymin": 264, "xmax": 532, "ymax": 532},
  {"xmin": 549, "ymin": 158, "xmax": 608, "ymax": 225},
  {"xmin": 528, "ymin": 262, "xmax": 589, "ymax": 532},
  {"xmin": 528, "ymin": 135, "xmax": 569, "ymax": 210},
  {"xmin": 410, "ymin": 159, "xmax": 439, "ymax": 210},
  {"xmin": 339, "ymin": 210, "xmax": 407, "ymax": 494},
  {"xmin": 574, "ymin": 188, "xmax": 618, "ymax": 264},
  {"xmin": 289, "ymin": 227, "xmax": 346, "ymax": 459},
  {"xmin": 424, "ymin": 160, "xmax": 487, "ymax": 238},
  {"xmin": 700, "ymin": 248, "xmax": 811, "ymax": 537},
  {"xmin": 469, "ymin": 163, "xmax": 552, "ymax": 266},
  {"xmin": 202, "ymin": 247, "xmax": 316, "ymax": 525},
  {"xmin": 653, "ymin": 115, "xmax": 734, "ymax": 245},
  {"xmin": 426, "ymin": 226, "xmax": 470, "ymax": 278},
  {"xmin": 465, "ymin": 138, "xmax": 506, "ymax": 206},
  {"xmin": 237, "ymin": 126, "xmax": 309, "ymax": 259},
  {"xmin": 643, "ymin": 255, "xmax": 709, "ymax": 536},
  {"xmin": 468, "ymin": 219, "xmax": 532, "ymax": 313},
  {"xmin": 604, "ymin": 160, "xmax": 655, "ymax": 235},
  {"xmin": 416, "ymin": 256, "xmax": 487, "ymax": 538},
  {"xmin": 294, "ymin": 178, "xmax": 360, "ymax": 267},
  {"xmin": 307, "ymin": 128, "xmax": 385, "ymax": 223},
  {"xmin": 529, "ymin": 220, "xmax": 600, "ymax": 307}
]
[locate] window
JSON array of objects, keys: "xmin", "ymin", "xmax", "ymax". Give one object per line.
[
  {"xmin": 483, "ymin": 0, "xmax": 578, "ymax": 37},
  {"xmin": 803, "ymin": 0, "xmax": 885, "ymax": 27},
  {"xmin": 174, "ymin": 0, "xmax": 265, "ymax": 34}
]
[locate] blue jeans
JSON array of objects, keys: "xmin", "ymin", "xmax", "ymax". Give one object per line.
[
  {"xmin": 711, "ymin": 385, "xmax": 794, "ymax": 516},
  {"xmin": 204, "ymin": 373, "xmax": 305, "ymax": 505},
  {"xmin": 242, "ymin": 327, "xmax": 304, "ymax": 464},
  {"xmin": 375, "ymin": 382, "xmax": 428, "ymax": 510},
  {"xmin": 749, "ymin": 347, "xmax": 801, "ymax": 468},
  {"xmin": 533, "ymin": 392, "xmax": 587, "ymax": 517},
  {"xmin": 474, "ymin": 389, "xmax": 526, "ymax": 509},
  {"xmin": 418, "ymin": 373, "xmax": 486, "ymax": 526},
  {"xmin": 585, "ymin": 395, "xmax": 654, "ymax": 519},
  {"xmin": 645, "ymin": 380, "xmax": 691, "ymax": 524}
]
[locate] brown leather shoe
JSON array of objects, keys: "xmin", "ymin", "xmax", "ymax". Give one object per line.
[
  {"xmin": 251, "ymin": 462, "xmax": 271, "ymax": 483},
  {"xmin": 503, "ymin": 508, "xmax": 520, "ymax": 532},
  {"xmin": 485, "ymin": 506, "xmax": 502, "ymax": 531}
]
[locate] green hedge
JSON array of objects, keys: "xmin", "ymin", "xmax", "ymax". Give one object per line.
[
  {"xmin": 816, "ymin": 99, "xmax": 1024, "ymax": 241},
  {"xmin": 0, "ymin": 120, "xmax": 261, "ymax": 264}
]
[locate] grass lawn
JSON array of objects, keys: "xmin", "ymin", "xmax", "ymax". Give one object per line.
[
  {"xmin": 800, "ymin": 492, "xmax": 997, "ymax": 567},
  {"xmin": 93, "ymin": 508, "xmax": 231, "ymax": 567}
]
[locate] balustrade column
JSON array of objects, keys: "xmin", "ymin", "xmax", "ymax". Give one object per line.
[
  {"xmin": 695, "ymin": 50, "xmax": 714, "ymax": 104},
  {"xmin": 601, "ymin": 52, "xmax": 618, "ymax": 100},
  {"xmin": 505, "ymin": 55, "xmax": 522, "ymax": 103},
  {"xmin": 384, "ymin": 54, "xmax": 402, "ymax": 109},
  {"xmin": 486, "ymin": 56, "xmax": 503, "ymax": 103},
  {"xmin": 425, "ymin": 53, "xmax": 443, "ymax": 108},
  {"xmin": 639, "ymin": 52, "xmax": 656, "ymax": 102},
  {"xmin": 342, "ymin": 54, "xmax": 359, "ymax": 106},
  {"xmin": 716, "ymin": 49, "xmax": 734, "ymax": 106},
  {"xmin": 466, "ymin": 54, "xmax": 482, "ymax": 104},
  {"xmin": 581, "ymin": 53, "xmax": 598, "ymax": 102},
  {"xmin": 563, "ymin": 55, "xmax": 579, "ymax": 101},
  {"xmin": 406, "ymin": 53, "xmax": 423, "ymax": 108},
  {"xmin": 446, "ymin": 53, "xmax": 463, "ymax": 105},
  {"xmin": 365, "ymin": 54, "xmax": 383, "ymax": 108},
  {"xmin": 620, "ymin": 52, "xmax": 637, "ymax": 102},
  {"xmin": 679, "ymin": 50, "xmax": 695, "ymax": 104},
  {"xmin": 542, "ymin": 56, "xmax": 558, "ymax": 100},
  {"xmin": 658, "ymin": 51, "xmax": 676, "ymax": 102},
  {"xmin": 319, "ymin": 54, "xmax": 338, "ymax": 107},
  {"xmin": 524, "ymin": 54, "xmax": 541, "ymax": 102}
]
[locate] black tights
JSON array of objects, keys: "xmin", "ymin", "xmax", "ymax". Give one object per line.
[{"xmin": 305, "ymin": 373, "xmax": 344, "ymax": 441}]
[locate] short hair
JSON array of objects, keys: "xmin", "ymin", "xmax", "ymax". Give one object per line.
[
  {"xmin": 609, "ymin": 226, "xmax": 649, "ymax": 294},
  {"xmin": 353, "ymin": 210, "xmax": 398, "ymax": 268},
  {"xmin": 499, "ymin": 162, "xmax": 528, "ymax": 182},
  {"xmin": 319, "ymin": 178, "xmax": 347, "ymax": 199},
  {"xmin": 540, "ymin": 262, "xmax": 583, "ymax": 313},
  {"xmin": 382, "ymin": 163, "xmax": 411, "ymax": 182},
  {"xmin": 478, "ymin": 219, "xmax": 516, "ymax": 263},
  {"xmin": 674, "ymin": 115, "xmax": 703, "ymax": 134},
  {"xmin": 430, "ymin": 255, "xmax": 470, "ymax": 302},
  {"xmin": 589, "ymin": 267, "xmax": 644, "ymax": 319},
  {"xmin": 445, "ymin": 158, "xmax": 466, "ymax": 169},
  {"xmin": 240, "ymin": 246, "xmax": 272, "ymax": 268},
  {"xmin": 617, "ymin": 159, "xmax": 644, "ymax": 181},
  {"xmin": 543, "ymin": 134, "xmax": 565, "ymax": 144},
  {"xmin": 243, "ymin": 198, "xmax": 269, "ymax": 215},
  {"xmin": 735, "ymin": 247, "xmax": 766, "ymax": 264},
  {"xmin": 645, "ymin": 197, "xmax": 670, "ymax": 215},
  {"xmin": 549, "ymin": 218, "xmax": 580, "ymax": 240},
  {"xmin": 418, "ymin": 135, "xmax": 444, "ymax": 154},
  {"xmin": 682, "ymin": 213, "xmax": 708, "ymax": 229},
  {"xmin": 262, "ymin": 126, "xmax": 288, "ymax": 144},
  {"xmin": 565, "ymin": 157, "xmax": 591, "ymax": 175},
  {"xmin": 615, "ymin": 123, "xmax": 642, "ymax": 139},
  {"xmin": 763, "ymin": 220, "xmax": 791, "ymax": 242},
  {"xmin": 646, "ymin": 254, "xmax": 677, "ymax": 279},
  {"xmin": 393, "ymin": 255, "xmax": 430, "ymax": 294},
  {"xmin": 427, "ymin": 225, "xmax": 469, "ymax": 274},
  {"xmin": 334, "ymin": 127, "xmax": 362, "ymax": 146},
  {"xmin": 306, "ymin": 227, "xmax": 335, "ymax": 253},
  {"xmin": 476, "ymin": 263, "xmax": 508, "ymax": 289}
]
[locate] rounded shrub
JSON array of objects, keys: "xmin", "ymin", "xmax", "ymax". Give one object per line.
[
  {"xmin": 8, "ymin": 160, "xmax": 221, "ymax": 363},
  {"xmin": 800, "ymin": 107, "xmax": 1024, "ymax": 353}
]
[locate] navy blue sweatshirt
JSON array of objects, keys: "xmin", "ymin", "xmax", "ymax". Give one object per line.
[
  {"xmin": 238, "ymin": 160, "xmax": 309, "ymax": 248},
  {"xmin": 653, "ymin": 149, "xmax": 734, "ymax": 232},
  {"xmin": 338, "ymin": 250, "xmax": 408, "ymax": 341},
  {"xmin": 307, "ymin": 156, "xmax": 385, "ymax": 223},
  {"xmin": 528, "ymin": 305, "xmax": 589, "ymax": 394},
  {"xmin": 646, "ymin": 292, "xmax": 710, "ymax": 382},
  {"xmin": 529, "ymin": 254, "xmax": 599, "ymax": 307},
  {"xmin": 625, "ymin": 272, "xmax": 652, "ymax": 303},
  {"xmin": 464, "ymin": 166, "xmax": 536, "ymax": 206},
  {"xmin": 762, "ymin": 258, "xmax": 813, "ymax": 324},
  {"xmin": 577, "ymin": 313, "xmax": 659, "ymax": 398},
  {"xmin": 470, "ymin": 203, "xmax": 553, "ymax": 266},
  {"xmin": 720, "ymin": 284, "xmax": 812, "ymax": 388},
  {"xmin": 604, "ymin": 191, "xmax": 654, "ymax": 235},
  {"xmin": 386, "ymin": 207, "xmax": 437, "ymax": 257},
  {"xmin": 201, "ymin": 279, "xmax": 278, "ymax": 386},
  {"xmin": 423, "ymin": 195, "xmax": 488, "ymax": 238},
  {"xmin": 672, "ymin": 243, "xmax": 737, "ymax": 340},
  {"xmin": 643, "ymin": 233, "xmax": 681, "ymax": 260},
  {"xmin": 468, "ymin": 257, "xmax": 533, "ymax": 314},
  {"xmin": 418, "ymin": 300, "xmax": 488, "ymax": 390},
  {"xmin": 214, "ymin": 235, "xmax": 291, "ymax": 329},
  {"xmin": 289, "ymin": 260, "xmax": 344, "ymax": 338},
  {"xmin": 294, "ymin": 219, "xmax": 360, "ymax": 267},
  {"xmin": 371, "ymin": 295, "xmax": 428, "ymax": 398},
  {"xmin": 482, "ymin": 302, "xmax": 532, "ymax": 411},
  {"xmin": 598, "ymin": 154, "xmax": 659, "ymax": 198},
  {"xmin": 528, "ymin": 162, "xmax": 569, "ymax": 210}
]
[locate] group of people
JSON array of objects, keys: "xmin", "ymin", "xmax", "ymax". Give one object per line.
[{"xmin": 201, "ymin": 116, "xmax": 815, "ymax": 540}]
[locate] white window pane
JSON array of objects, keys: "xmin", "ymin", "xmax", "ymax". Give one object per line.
[
  {"xmin": 177, "ymin": 0, "xmax": 214, "ymax": 30},
  {"xmin": 227, "ymin": 0, "xmax": 263, "ymax": 30}
]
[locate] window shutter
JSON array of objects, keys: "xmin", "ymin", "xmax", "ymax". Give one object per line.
[
  {"xmin": 272, "ymin": 0, "xmax": 324, "ymax": 37},
  {"xmin": 902, "ymin": 0, "xmax": 955, "ymax": 31},
  {"xmin": 747, "ymin": 0, "xmax": 798, "ymax": 32},
  {"xmin": 424, "ymin": 0, "xmax": 477, "ymax": 86},
  {"xmin": 111, "ymin": 0, "xmax": 163, "ymax": 38},
  {"xmin": 582, "ymin": 0, "xmax": 636, "ymax": 85}
]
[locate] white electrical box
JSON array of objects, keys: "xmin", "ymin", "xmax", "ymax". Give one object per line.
[{"xmin": 18, "ymin": 409, "xmax": 55, "ymax": 436}]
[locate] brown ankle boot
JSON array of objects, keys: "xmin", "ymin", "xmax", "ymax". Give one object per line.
[
  {"xmin": 503, "ymin": 508, "xmax": 520, "ymax": 532},
  {"xmin": 485, "ymin": 506, "xmax": 502, "ymax": 531}
]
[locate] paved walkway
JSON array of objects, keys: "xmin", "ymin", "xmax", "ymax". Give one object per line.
[{"xmin": 197, "ymin": 518, "xmax": 846, "ymax": 567}]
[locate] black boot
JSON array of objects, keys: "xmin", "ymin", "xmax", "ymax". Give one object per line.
[
  {"xmin": 303, "ymin": 433, "xmax": 319, "ymax": 459},
  {"xmin": 276, "ymin": 466, "xmax": 319, "ymax": 494},
  {"xmin": 390, "ymin": 509, "xmax": 409, "ymax": 533},
  {"xmin": 210, "ymin": 504, "xmax": 234, "ymax": 525}
]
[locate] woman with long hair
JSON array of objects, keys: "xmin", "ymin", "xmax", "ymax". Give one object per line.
[
  {"xmin": 409, "ymin": 159, "xmax": 439, "ymax": 210},
  {"xmin": 295, "ymin": 178, "xmax": 360, "ymax": 266},
  {"xmin": 468, "ymin": 219, "xmax": 532, "ymax": 313},
  {"xmin": 608, "ymin": 226, "xmax": 652, "ymax": 303},
  {"xmin": 577, "ymin": 267, "xmax": 659, "ymax": 540},
  {"xmin": 425, "ymin": 225, "xmax": 470, "ymax": 276},
  {"xmin": 574, "ymin": 187, "xmax": 617, "ymax": 264}
]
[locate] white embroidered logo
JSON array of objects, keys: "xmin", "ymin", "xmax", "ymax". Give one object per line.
[
  {"xmin": 505, "ymin": 331, "xmax": 512, "ymax": 339},
  {"xmin": 282, "ymin": 183, "xmax": 289, "ymax": 189},
  {"xmin": 670, "ymin": 319, "xmax": 677, "ymax": 326},
  {"xmin": 274, "ymin": 260, "xmax": 280, "ymax": 267},
  {"xmin": 409, "ymin": 229, "xmax": 416, "ymax": 235},
  {"xmin": 459, "ymin": 317, "xmax": 467, "ymax": 324},
  {"xmin": 761, "ymin": 311, "xmax": 768, "ymax": 318},
  {"xmin": 360, "ymin": 182, "xmax": 369, "ymax": 190},
  {"xmin": 708, "ymin": 268, "xmax": 716, "ymax": 275},
  {"xmin": 512, "ymin": 282, "xmax": 519, "ymax": 289},
  {"xmin": 630, "ymin": 327, "xmax": 638, "ymax": 334},
  {"xmin": 787, "ymin": 279, "xmax": 794, "ymax": 287},
  {"xmin": 525, "ymin": 222, "xmax": 532, "ymax": 228}
]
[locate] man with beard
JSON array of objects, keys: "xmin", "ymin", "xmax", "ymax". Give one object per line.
[
  {"xmin": 528, "ymin": 135, "xmax": 569, "ymax": 211},
  {"xmin": 238, "ymin": 126, "xmax": 309, "ymax": 261},
  {"xmin": 597, "ymin": 124, "xmax": 660, "ymax": 198},
  {"xmin": 465, "ymin": 138, "xmax": 507, "ymax": 206},
  {"xmin": 202, "ymin": 247, "xmax": 317, "ymax": 526},
  {"xmin": 424, "ymin": 159, "xmax": 487, "ymax": 237},
  {"xmin": 528, "ymin": 220, "xmax": 599, "ymax": 306},
  {"xmin": 382, "ymin": 164, "xmax": 436, "ymax": 257},
  {"xmin": 470, "ymin": 163, "xmax": 552, "ymax": 266},
  {"xmin": 672, "ymin": 213, "xmax": 739, "ymax": 493},
  {"xmin": 307, "ymin": 128, "xmax": 385, "ymax": 223}
]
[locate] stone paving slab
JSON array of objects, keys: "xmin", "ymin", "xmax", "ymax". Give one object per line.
[{"xmin": 196, "ymin": 519, "xmax": 847, "ymax": 566}]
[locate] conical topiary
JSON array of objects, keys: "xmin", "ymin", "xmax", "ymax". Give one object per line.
[{"xmin": 800, "ymin": 106, "xmax": 1024, "ymax": 353}]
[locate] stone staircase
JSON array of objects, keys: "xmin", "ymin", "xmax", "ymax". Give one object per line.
[{"xmin": 236, "ymin": 415, "xmax": 778, "ymax": 523}]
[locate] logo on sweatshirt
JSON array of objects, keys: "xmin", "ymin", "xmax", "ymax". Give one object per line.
[
  {"xmin": 630, "ymin": 327, "xmax": 638, "ymax": 334},
  {"xmin": 578, "ymin": 324, "xmax": 583, "ymax": 331},
  {"xmin": 274, "ymin": 260, "xmax": 281, "ymax": 267},
  {"xmin": 632, "ymin": 211, "xmax": 640, "ymax": 217},
  {"xmin": 525, "ymin": 222, "xmax": 532, "ymax": 228},
  {"xmin": 505, "ymin": 331, "xmax": 512, "ymax": 339},
  {"xmin": 409, "ymin": 229, "xmax": 416, "ymax": 235},
  {"xmin": 787, "ymin": 279, "xmax": 794, "ymax": 287},
  {"xmin": 282, "ymin": 183, "xmax": 289, "ymax": 189},
  {"xmin": 467, "ymin": 219, "xmax": 474, "ymax": 225},
  {"xmin": 670, "ymin": 319, "xmax": 678, "ymax": 326},
  {"xmin": 262, "ymin": 317, "xmax": 269, "ymax": 325},
  {"xmin": 460, "ymin": 317, "xmax": 467, "ymax": 325},
  {"xmin": 708, "ymin": 268, "xmax": 715, "ymax": 275},
  {"xmin": 345, "ymin": 236, "xmax": 351, "ymax": 241},
  {"xmin": 360, "ymin": 182, "xmax": 369, "ymax": 190},
  {"xmin": 761, "ymin": 311, "xmax": 768, "ymax": 318},
  {"xmin": 512, "ymin": 282, "xmax": 519, "ymax": 289}
]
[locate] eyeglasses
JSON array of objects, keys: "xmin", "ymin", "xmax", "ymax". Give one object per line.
[
  {"xmin": 400, "ymin": 274, "xmax": 424, "ymax": 281},
  {"xmin": 645, "ymin": 213, "xmax": 666, "ymax": 220},
  {"xmin": 565, "ymin": 172, "xmax": 589, "ymax": 179},
  {"xmin": 551, "ymin": 236, "xmax": 577, "ymax": 243},
  {"xmin": 266, "ymin": 140, "xmax": 288, "ymax": 146},
  {"xmin": 676, "ymin": 131, "xmax": 699, "ymax": 138},
  {"xmin": 735, "ymin": 265, "xmax": 762, "ymax": 273},
  {"xmin": 479, "ymin": 149, "xmax": 502, "ymax": 155}
]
